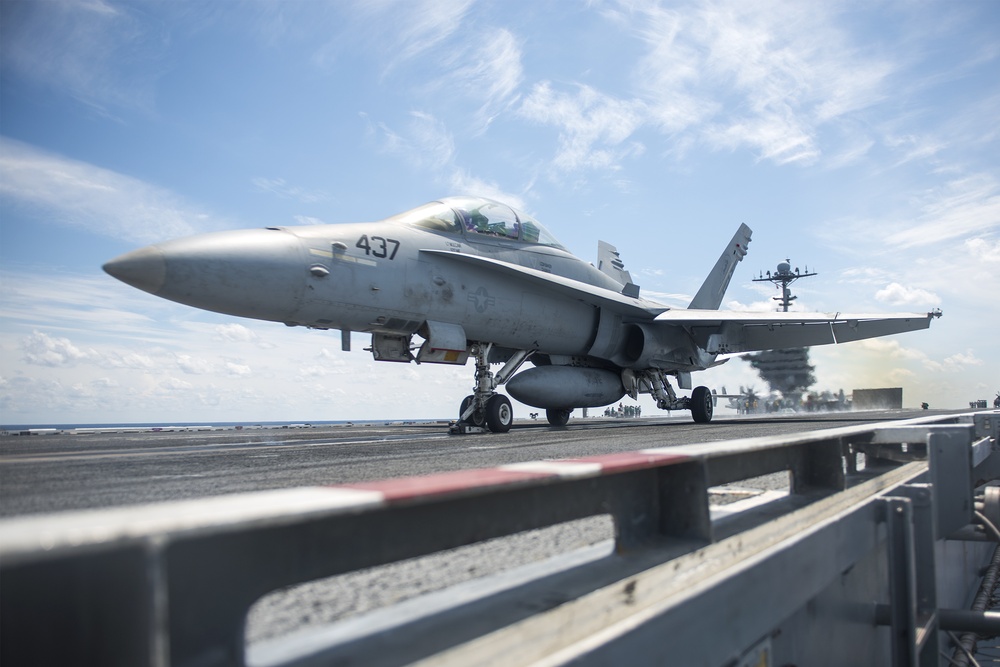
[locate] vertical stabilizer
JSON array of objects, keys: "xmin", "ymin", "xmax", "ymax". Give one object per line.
[{"xmin": 688, "ymin": 224, "xmax": 752, "ymax": 310}]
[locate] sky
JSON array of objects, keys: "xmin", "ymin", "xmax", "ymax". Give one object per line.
[{"xmin": 1, "ymin": 0, "xmax": 997, "ymax": 425}]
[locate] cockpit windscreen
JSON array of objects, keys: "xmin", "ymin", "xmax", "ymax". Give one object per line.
[{"xmin": 393, "ymin": 197, "xmax": 565, "ymax": 249}]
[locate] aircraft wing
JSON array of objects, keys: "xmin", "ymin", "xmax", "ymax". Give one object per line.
[
  {"xmin": 655, "ymin": 309, "xmax": 941, "ymax": 354},
  {"xmin": 420, "ymin": 249, "xmax": 667, "ymax": 319}
]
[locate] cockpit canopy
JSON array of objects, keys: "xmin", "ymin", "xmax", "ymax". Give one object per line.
[{"xmin": 387, "ymin": 196, "xmax": 565, "ymax": 249}]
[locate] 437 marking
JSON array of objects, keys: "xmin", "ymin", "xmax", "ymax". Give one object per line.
[{"xmin": 356, "ymin": 235, "xmax": 400, "ymax": 260}]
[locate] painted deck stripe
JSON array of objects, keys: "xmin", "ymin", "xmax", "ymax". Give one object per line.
[
  {"xmin": 336, "ymin": 452, "xmax": 695, "ymax": 503},
  {"xmin": 499, "ymin": 461, "xmax": 604, "ymax": 479},
  {"xmin": 342, "ymin": 468, "xmax": 554, "ymax": 502},
  {"xmin": 347, "ymin": 421, "xmax": 941, "ymax": 509},
  {"xmin": 0, "ymin": 487, "xmax": 387, "ymax": 556},
  {"xmin": 564, "ymin": 451, "xmax": 692, "ymax": 473}
]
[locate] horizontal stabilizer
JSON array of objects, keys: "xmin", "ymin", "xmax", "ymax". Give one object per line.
[{"xmin": 656, "ymin": 309, "xmax": 941, "ymax": 354}]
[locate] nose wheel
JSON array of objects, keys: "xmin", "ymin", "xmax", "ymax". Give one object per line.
[
  {"xmin": 456, "ymin": 393, "xmax": 513, "ymax": 433},
  {"xmin": 486, "ymin": 394, "xmax": 513, "ymax": 432},
  {"xmin": 452, "ymin": 344, "xmax": 530, "ymax": 434},
  {"xmin": 459, "ymin": 395, "xmax": 487, "ymax": 428}
]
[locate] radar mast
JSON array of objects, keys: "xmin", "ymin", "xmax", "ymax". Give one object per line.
[{"xmin": 752, "ymin": 260, "xmax": 817, "ymax": 312}]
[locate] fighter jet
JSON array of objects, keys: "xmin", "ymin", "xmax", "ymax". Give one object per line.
[{"xmin": 103, "ymin": 196, "xmax": 941, "ymax": 432}]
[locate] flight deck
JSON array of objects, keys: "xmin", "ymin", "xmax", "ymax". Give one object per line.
[
  {"xmin": 1, "ymin": 410, "xmax": 943, "ymax": 516},
  {"xmin": 3, "ymin": 410, "xmax": 998, "ymax": 666}
]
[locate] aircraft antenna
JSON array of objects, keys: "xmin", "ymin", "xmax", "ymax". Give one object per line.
[{"xmin": 752, "ymin": 259, "xmax": 818, "ymax": 312}]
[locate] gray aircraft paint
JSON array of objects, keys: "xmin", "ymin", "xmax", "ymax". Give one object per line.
[{"xmin": 105, "ymin": 196, "xmax": 940, "ymax": 429}]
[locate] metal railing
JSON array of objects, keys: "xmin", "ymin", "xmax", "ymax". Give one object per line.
[{"xmin": 1, "ymin": 412, "xmax": 997, "ymax": 667}]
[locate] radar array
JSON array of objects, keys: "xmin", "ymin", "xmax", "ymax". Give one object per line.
[{"xmin": 752, "ymin": 260, "xmax": 817, "ymax": 312}]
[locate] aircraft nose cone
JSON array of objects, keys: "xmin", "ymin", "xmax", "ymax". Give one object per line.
[
  {"xmin": 103, "ymin": 245, "xmax": 166, "ymax": 295},
  {"xmin": 103, "ymin": 228, "xmax": 306, "ymax": 322}
]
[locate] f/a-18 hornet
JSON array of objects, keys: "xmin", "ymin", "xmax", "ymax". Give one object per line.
[{"xmin": 104, "ymin": 196, "xmax": 941, "ymax": 432}]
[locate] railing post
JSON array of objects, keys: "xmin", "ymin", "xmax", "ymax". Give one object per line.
[
  {"xmin": 0, "ymin": 545, "xmax": 155, "ymax": 667},
  {"xmin": 790, "ymin": 438, "xmax": 845, "ymax": 494},
  {"xmin": 883, "ymin": 496, "xmax": 917, "ymax": 667}
]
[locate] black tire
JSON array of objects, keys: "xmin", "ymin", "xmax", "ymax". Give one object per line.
[
  {"xmin": 459, "ymin": 395, "xmax": 486, "ymax": 427},
  {"xmin": 486, "ymin": 394, "xmax": 513, "ymax": 433},
  {"xmin": 546, "ymin": 408, "xmax": 571, "ymax": 427},
  {"xmin": 691, "ymin": 386, "xmax": 714, "ymax": 423}
]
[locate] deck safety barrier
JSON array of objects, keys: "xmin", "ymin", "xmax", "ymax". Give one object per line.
[{"xmin": 1, "ymin": 412, "xmax": 998, "ymax": 666}]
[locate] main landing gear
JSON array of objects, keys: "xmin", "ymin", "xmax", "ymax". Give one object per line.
[
  {"xmin": 623, "ymin": 369, "xmax": 715, "ymax": 423},
  {"xmin": 451, "ymin": 344, "xmax": 531, "ymax": 434},
  {"xmin": 545, "ymin": 408, "xmax": 571, "ymax": 427}
]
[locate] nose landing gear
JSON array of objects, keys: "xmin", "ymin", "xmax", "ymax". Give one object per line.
[{"xmin": 450, "ymin": 344, "xmax": 531, "ymax": 434}]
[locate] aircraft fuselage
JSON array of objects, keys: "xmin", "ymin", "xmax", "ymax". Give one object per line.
[
  {"xmin": 104, "ymin": 196, "xmax": 939, "ymax": 430},
  {"xmin": 110, "ymin": 217, "xmax": 642, "ymax": 361}
]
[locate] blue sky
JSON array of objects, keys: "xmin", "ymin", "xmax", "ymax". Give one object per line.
[{"xmin": 1, "ymin": 0, "xmax": 997, "ymax": 424}]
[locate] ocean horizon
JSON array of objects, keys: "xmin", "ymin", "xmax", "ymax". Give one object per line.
[{"xmin": 1, "ymin": 418, "xmax": 450, "ymax": 432}]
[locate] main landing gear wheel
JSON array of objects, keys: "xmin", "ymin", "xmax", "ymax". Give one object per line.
[
  {"xmin": 485, "ymin": 394, "xmax": 513, "ymax": 433},
  {"xmin": 459, "ymin": 395, "xmax": 486, "ymax": 428},
  {"xmin": 546, "ymin": 408, "xmax": 571, "ymax": 427},
  {"xmin": 691, "ymin": 385, "xmax": 714, "ymax": 423}
]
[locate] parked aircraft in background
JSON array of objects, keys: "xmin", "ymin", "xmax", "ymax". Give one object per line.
[
  {"xmin": 104, "ymin": 196, "xmax": 941, "ymax": 432},
  {"xmin": 715, "ymin": 387, "xmax": 762, "ymax": 414}
]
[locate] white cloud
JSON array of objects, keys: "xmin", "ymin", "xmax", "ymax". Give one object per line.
[
  {"xmin": 885, "ymin": 133, "xmax": 948, "ymax": 168},
  {"xmin": 159, "ymin": 377, "xmax": 193, "ymax": 392},
  {"xmin": 631, "ymin": 5, "xmax": 716, "ymax": 134},
  {"xmin": 226, "ymin": 362, "xmax": 252, "ymax": 377},
  {"xmin": 408, "ymin": 112, "xmax": 456, "ymax": 167},
  {"xmin": 349, "ymin": 0, "xmax": 474, "ymax": 69},
  {"xmin": 825, "ymin": 136, "xmax": 876, "ymax": 169},
  {"xmin": 90, "ymin": 377, "xmax": 118, "ymax": 390},
  {"xmin": 966, "ymin": 238, "xmax": 1000, "ymax": 263},
  {"xmin": 857, "ymin": 338, "xmax": 928, "ymax": 363},
  {"xmin": 447, "ymin": 28, "xmax": 523, "ymax": 130},
  {"xmin": 298, "ymin": 365, "xmax": 335, "ymax": 378},
  {"xmin": 20, "ymin": 331, "xmax": 98, "ymax": 367},
  {"xmin": 885, "ymin": 173, "xmax": 1000, "ymax": 248},
  {"xmin": 176, "ymin": 354, "xmax": 214, "ymax": 375},
  {"xmin": 100, "ymin": 351, "xmax": 156, "ymax": 371},
  {"xmin": 497, "ymin": 0, "xmax": 901, "ymax": 174},
  {"xmin": 373, "ymin": 112, "xmax": 524, "ymax": 206},
  {"xmin": 0, "ymin": 138, "xmax": 227, "ymax": 243},
  {"xmin": 874, "ymin": 282, "xmax": 941, "ymax": 307},
  {"xmin": 448, "ymin": 170, "xmax": 525, "ymax": 210},
  {"xmin": 389, "ymin": 0, "xmax": 474, "ymax": 63},
  {"xmin": 375, "ymin": 112, "xmax": 455, "ymax": 170},
  {"xmin": 628, "ymin": 0, "xmax": 892, "ymax": 166},
  {"xmin": 318, "ymin": 348, "xmax": 342, "ymax": 362},
  {"xmin": 214, "ymin": 323, "xmax": 259, "ymax": 344},
  {"xmin": 858, "ymin": 339, "xmax": 982, "ymax": 375},
  {"xmin": 839, "ymin": 267, "xmax": 891, "ymax": 285},
  {"xmin": 905, "ymin": 348, "xmax": 984, "ymax": 375},
  {"xmin": 706, "ymin": 113, "xmax": 818, "ymax": 165},
  {"xmin": 0, "ymin": 0, "xmax": 158, "ymax": 116},
  {"xmin": 518, "ymin": 82, "xmax": 646, "ymax": 172}
]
